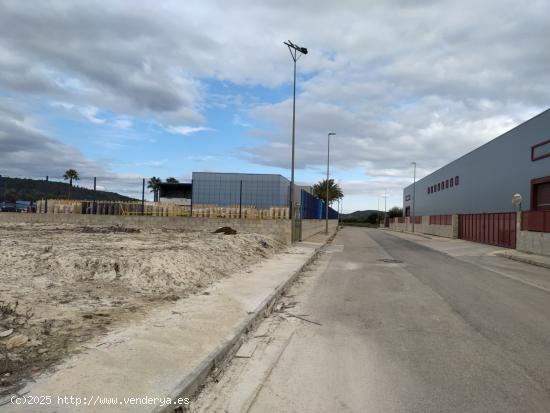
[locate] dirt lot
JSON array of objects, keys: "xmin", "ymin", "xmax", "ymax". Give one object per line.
[{"xmin": 0, "ymin": 222, "xmax": 285, "ymax": 397}]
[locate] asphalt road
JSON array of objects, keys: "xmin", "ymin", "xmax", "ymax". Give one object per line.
[{"xmin": 195, "ymin": 227, "xmax": 550, "ymax": 413}]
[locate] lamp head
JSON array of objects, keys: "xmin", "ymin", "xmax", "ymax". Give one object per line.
[{"xmin": 285, "ymin": 40, "xmax": 308, "ymax": 55}]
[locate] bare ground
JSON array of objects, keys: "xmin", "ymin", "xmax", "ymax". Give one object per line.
[{"xmin": 0, "ymin": 222, "xmax": 285, "ymax": 397}]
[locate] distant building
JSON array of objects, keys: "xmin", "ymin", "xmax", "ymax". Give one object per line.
[
  {"xmin": 158, "ymin": 182, "xmax": 192, "ymax": 206},
  {"xmin": 191, "ymin": 172, "xmax": 289, "ymax": 209}
]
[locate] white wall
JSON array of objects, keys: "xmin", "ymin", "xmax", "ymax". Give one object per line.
[
  {"xmin": 301, "ymin": 219, "xmax": 338, "ymax": 240},
  {"xmin": 388, "ymin": 216, "xmax": 457, "ymax": 238}
]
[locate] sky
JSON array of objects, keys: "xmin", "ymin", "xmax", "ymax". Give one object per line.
[{"xmin": 0, "ymin": 0, "xmax": 549, "ymax": 212}]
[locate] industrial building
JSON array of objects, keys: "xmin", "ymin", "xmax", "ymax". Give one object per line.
[
  {"xmin": 397, "ymin": 108, "xmax": 550, "ymax": 252},
  {"xmin": 190, "ymin": 172, "xmax": 337, "ymax": 218},
  {"xmin": 403, "ymin": 109, "xmax": 550, "ymax": 216},
  {"xmin": 191, "ymin": 172, "xmax": 290, "ymax": 209}
]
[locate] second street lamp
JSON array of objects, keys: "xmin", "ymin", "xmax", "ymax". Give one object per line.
[
  {"xmin": 411, "ymin": 161, "xmax": 417, "ymax": 232},
  {"xmin": 284, "ymin": 40, "xmax": 308, "ymax": 243},
  {"xmin": 326, "ymin": 132, "xmax": 336, "ymax": 234}
]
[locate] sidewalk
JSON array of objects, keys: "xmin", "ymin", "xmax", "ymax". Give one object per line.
[
  {"xmin": 5, "ymin": 239, "xmax": 328, "ymax": 413},
  {"xmin": 493, "ymin": 250, "xmax": 550, "ymax": 270},
  {"xmin": 382, "ymin": 229, "xmax": 550, "ymax": 270}
]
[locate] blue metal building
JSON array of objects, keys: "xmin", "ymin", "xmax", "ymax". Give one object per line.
[{"xmin": 192, "ymin": 172, "xmax": 290, "ymax": 209}]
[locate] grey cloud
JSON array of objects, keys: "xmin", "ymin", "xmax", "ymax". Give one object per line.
[
  {"xmin": 0, "ymin": 2, "xmax": 210, "ymax": 124},
  {"xmin": 1, "ymin": 0, "xmax": 549, "ymax": 203},
  {"xmin": 0, "ymin": 104, "xmax": 104, "ymax": 177}
]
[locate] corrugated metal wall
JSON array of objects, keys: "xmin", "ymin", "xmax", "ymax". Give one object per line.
[
  {"xmin": 459, "ymin": 213, "xmax": 516, "ymax": 248},
  {"xmin": 300, "ymin": 190, "xmax": 338, "ymax": 219}
]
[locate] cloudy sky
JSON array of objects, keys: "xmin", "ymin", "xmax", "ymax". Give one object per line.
[{"xmin": 1, "ymin": 0, "xmax": 549, "ymax": 211}]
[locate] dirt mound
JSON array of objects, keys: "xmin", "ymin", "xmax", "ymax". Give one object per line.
[{"xmin": 0, "ymin": 223, "xmax": 285, "ymax": 396}]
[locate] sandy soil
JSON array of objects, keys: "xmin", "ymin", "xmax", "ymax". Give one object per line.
[{"xmin": 0, "ymin": 222, "xmax": 285, "ymax": 396}]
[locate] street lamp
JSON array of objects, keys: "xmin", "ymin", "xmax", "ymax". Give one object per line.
[
  {"xmin": 383, "ymin": 189, "xmax": 387, "ymax": 225},
  {"xmin": 284, "ymin": 40, "xmax": 308, "ymax": 243},
  {"xmin": 411, "ymin": 162, "xmax": 417, "ymax": 232},
  {"xmin": 377, "ymin": 198, "xmax": 380, "ymax": 226},
  {"xmin": 326, "ymin": 132, "xmax": 336, "ymax": 234}
]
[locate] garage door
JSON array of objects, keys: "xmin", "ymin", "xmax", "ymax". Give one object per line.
[
  {"xmin": 534, "ymin": 181, "xmax": 550, "ymax": 210},
  {"xmin": 459, "ymin": 213, "xmax": 516, "ymax": 249}
]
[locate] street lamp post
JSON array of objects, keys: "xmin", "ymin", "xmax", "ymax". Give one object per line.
[
  {"xmin": 411, "ymin": 162, "xmax": 417, "ymax": 232},
  {"xmin": 384, "ymin": 189, "xmax": 387, "ymax": 225},
  {"xmin": 377, "ymin": 198, "xmax": 380, "ymax": 226},
  {"xmin": 326, "ymin": 132, "xmax": 336, "ymax": 234},
  {"xmin": 284, "ymin": 40, "xmax": 308, "ymax": 243},
  {"xmin": 337, "ymin": 198, "xmax": 341, "ymax": 227}
]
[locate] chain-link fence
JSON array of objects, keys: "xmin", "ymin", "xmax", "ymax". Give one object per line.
[{"xmin": 0, "ymin": 174, "xmax": 291, "ymax": 219}]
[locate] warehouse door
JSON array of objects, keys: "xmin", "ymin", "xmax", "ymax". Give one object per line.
[{"xmin": 459, "ymin": 213, "xmax": 516, "ymax": 249}]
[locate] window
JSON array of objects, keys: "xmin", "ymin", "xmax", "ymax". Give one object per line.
[
  {"xmin": 441, "ymin": 181, "xmax": 445, "ymax": 190},
  {"xmin": 437, "ymin": 183, "xmax": 441, "ymax": 191},
  {"xmin": 446, "ymin": 179, "xmax": 449, "ymax": 189},
  {"xmin": 427, "ymin": 187, "xmax": 430, "ymax": 194},
  {"xmin": 455, "ymin": 176, "xmax": 459, "ymax": 185},
  {"xmin": 532, "ymin": 140, "xmax": 550, "ymax": 161},
  {"xmin": 450, "ymin": 178, "xmax": 454, "ymax": 187}
]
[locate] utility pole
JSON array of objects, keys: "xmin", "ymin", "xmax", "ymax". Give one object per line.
[
  {"xmin": 326, "ymin": 132, "xmax": 335, "ymax": 234},
  {"xmin": 377, "ymin": 198, "xmax": 380, "ymax": 226},
  {"xmin": 284, "ymin": 40, "xmax": 308, "ymax": 243},
  {"xmin": 411, "ymin": 162, "xmax": 417, "ymax": 232},
  {"xmin": 384, "ymin": 189, "xmax": 387, "ymax": 214}
]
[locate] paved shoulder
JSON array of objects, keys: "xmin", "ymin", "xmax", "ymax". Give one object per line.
[{"xmin": 194, "ymin": 227, "xmax": 550, "ymax": 413}]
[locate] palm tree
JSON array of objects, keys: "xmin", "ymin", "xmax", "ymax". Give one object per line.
[
  {"xmin": 147, "ymin": 177, "xmax": 162, "ymax": 202},
  {"xmin": 165, "ymin": 177, "xmax": 179, "ymax": 183},
  {"xmin": 63, "ymin": 169, "xmax": 80, "ymax": 199},
  {"xmin": 312, "ymin": 178, "xmax": 343, "ymax": 205}
]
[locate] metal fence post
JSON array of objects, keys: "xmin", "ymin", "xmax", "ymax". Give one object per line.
[
  {"xmin": 0, "ymin": 174, "xmax": 4, "ymax": 207},
  {"xmin": 239, "ymin": 180, "xmax": 243, "ymax": 218},
  {"xmin": 190, "ymin": 179, "xmax": 193, "ymax": 218},
  {"xmin": 45, "ymin": 176, "xmax": 49, "ymax": 213},
  {"xmin": 93, "ymin": 177, "xmax": 97, "ymax": 214},
  {"xmin": 141, "ymin": 178, "xmax": 145, "ymax": 216}
]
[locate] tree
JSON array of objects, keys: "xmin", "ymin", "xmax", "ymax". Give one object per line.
[
  {"xmin": 366, "ymin": 212, "xmax": 379, "ymax": 225},
  {"xmin": 165, "ymin": 177, "xmax": 179, "ymax": 183},
  {"xmin": 312, "ymin": 179, "xmax": 343, "ymax": 205},
  {"xmin": 387, "ymin": 206, "xmax": 403, "ymax": 218},
  {"xmin": 63, "ymin": 169, "xmax": 80, "ymax": 199},
  {"xmin": 147, "ymin": 177, "xmax": 162, "ymax": 202}
]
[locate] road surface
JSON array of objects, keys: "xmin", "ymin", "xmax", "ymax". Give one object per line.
[{"xmin": 194, "ymin": 227, "xmax": 550, "ymax": 413}]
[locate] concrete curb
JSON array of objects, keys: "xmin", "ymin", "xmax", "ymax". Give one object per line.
[
  {"xmin": 494, "ymin": 251, "xmax": 550, "ymax": 270},
  {"xmin": 154, "ymin": 233, "xmax": 335, "ymax": 413}
]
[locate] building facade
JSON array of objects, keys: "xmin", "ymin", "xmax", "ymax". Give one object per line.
[
  {"xmin": 191, "ymin": 172, "xmax": 290, "ymax": 209},
  {"xmin": 403, "ymin": 109, "xmax": 550, "ymax": 216}
]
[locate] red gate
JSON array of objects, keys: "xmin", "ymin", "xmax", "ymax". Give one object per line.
[{"xmin": 458, "ymin": 213, "xmax": 516, "ymax": 249}]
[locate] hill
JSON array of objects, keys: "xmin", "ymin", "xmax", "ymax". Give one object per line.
[
  {"xmin": 340, "ymin": 209, "xmax": 382, "ymax": 221},
  {"xmin": 0, "ymin": 177, "xmax": 136, "ymax": 202}
]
